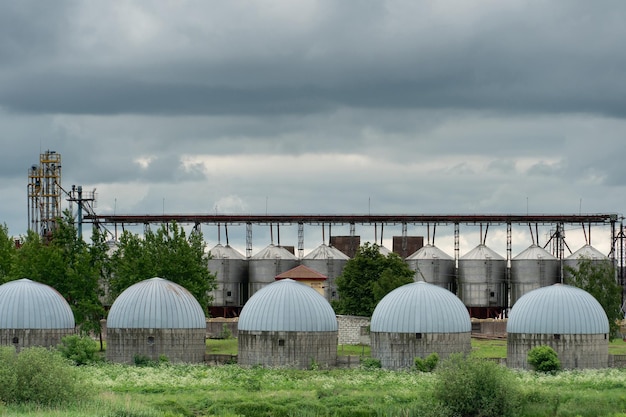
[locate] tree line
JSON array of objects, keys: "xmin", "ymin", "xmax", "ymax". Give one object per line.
[{"xmin": 0, "ymin": 211, "xmax": 216, "ymax": 336}]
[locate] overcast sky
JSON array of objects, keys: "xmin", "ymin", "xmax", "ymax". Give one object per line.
[{"xmin": 1, "ymin": 0, "xmax": 625, "ymax": 257}]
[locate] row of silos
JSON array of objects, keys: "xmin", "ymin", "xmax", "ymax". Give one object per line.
[{"xmin": 208, "ymin": 240, "xmax": 609, "ymax": 314}]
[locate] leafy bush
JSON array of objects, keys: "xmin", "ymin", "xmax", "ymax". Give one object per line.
[
  {"xmin": 0, "ymin": 346, "xmax": 89, "ymax": 406},
  {"xmin": 220, "ymin": 323, "xmax": 233, "ymax": 339},
  {"xmin": 58, "ymin": 334, "xmax": 102, "ymax": 365},
  {"xmin": 414, "ymin": 352, "xmax": 439, "ymax": 372},
  {"xmin": 360, "ymin": 357, "xmax": 382, "ymax": 369},
  {"xmin": 527, "ymin": 345, "xmax": 561, "ymax": 373},
  {"xmin": 433, "ymin": 354, "xmax": 520, "ymax": 417}
]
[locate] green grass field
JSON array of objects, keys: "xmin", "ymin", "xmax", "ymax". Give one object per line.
[{"xmin": 207, "ymin": 337, "xmax": 626, "ymax": 359}]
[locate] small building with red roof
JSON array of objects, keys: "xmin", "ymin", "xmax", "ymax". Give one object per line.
[{"xmin": 275, "ymin": 265, "xmax": 327, "ymax": 297}]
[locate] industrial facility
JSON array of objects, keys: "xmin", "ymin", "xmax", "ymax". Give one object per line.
[{"xmin": 19, "ymin": 150, "xmax": 626, "ymax": 369}]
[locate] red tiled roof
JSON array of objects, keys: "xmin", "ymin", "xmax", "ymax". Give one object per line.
[{"xmin": 275, "ymin": 264, "xmax": 328, "ymax": 280}]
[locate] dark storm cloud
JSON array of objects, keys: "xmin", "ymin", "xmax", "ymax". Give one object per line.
[{"xmin": 0, "ymin": 1, "xmax": 625, "ymax": 118}]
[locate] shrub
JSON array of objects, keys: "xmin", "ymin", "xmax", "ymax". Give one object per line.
[
  {"xmin": 220, "ymin": 323, "xmax": 233, "ymax": 339},
  {"xmin": 433, "ymin": 354, "xmax": 520, "ymax": 417},
  {"xmin": 414, "ymin": 352, "xmax": 439, "ymax": 372},
  {"xmin": 58, "ymin": 334, "xmax": 102, "ymax": 365},
  {"xmin": 360, "ymin": 357, "xmax": 382, "ymax": 369},
  {"xmin": 134, "ymin": 354, "xmax": 157, "ymax": 367},
  {"xmin": 0, "ymin": 346, "xmax": 89, "ymax": 406},
  {"xmin": 527, "ymin": 345, "xmax": 561, "ymax": 373}
]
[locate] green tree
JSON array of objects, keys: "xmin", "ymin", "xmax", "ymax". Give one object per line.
[
  {"xmin": 0, "ymin": 223, "xmax": 17, "ymax": 283},
  {"xmin": 565, "ymin": 257, "xmax": 623, "ymax": 340},
  {"xmin": 11, "ymin": 211, "xmax": 106, "ymax": 335},
  {"xmin": 332, "ymin": 242, "xmax": 414, "ymax": 316},
  {"xmin": 109, "ymin": 222, "xmax": 216, "ymax": 313}
]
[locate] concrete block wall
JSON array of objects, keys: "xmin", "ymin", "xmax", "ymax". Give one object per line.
[
  {"xmin": 337, "ymin": 315, "xmax": 370, "ymax": 345},
  {"xmin": 206, "ymin": 318, "xmax": 239, "ymax": 339},
  {"xmin": 238, "ymin": 330, "xmax": 337, "ymax": 369},
  {"xmin": 371, "ymin": 331, "xmax": 471, "ymax": 370},
  {"xmin": 507, "ymin": 333, "xmax": 608, "ymax": 369},
  {"xmin": 106, "ymin": 328, "xmax": 206, "ymax": 364},
  {"xmin": 0, "ymin": 328, "xmax": 75, "ymax": 352}
]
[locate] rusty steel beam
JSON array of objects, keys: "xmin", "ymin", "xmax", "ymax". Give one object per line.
[{"xmin": 85, "ymin": 213, "xmax": 619, "ymax": 226}]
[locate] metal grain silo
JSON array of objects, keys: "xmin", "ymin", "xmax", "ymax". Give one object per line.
[
  {"xmin": 563, "ymin": 244, "xmax": 609, "ymax": 283},
  {"xmin": 507, "ymin": 284, "xmax": 609, "ymax": 369},
  {"xmin": 248, "ymin": 244, "xmax": 298, "ymax": 297},
  {"xmin": 510, "ymin": 244, "xmax": 560, "ymax": 306},
  {"xmin": 106, "ymin": 277, "xmax": 206, "ymax": 364},
  {"xmin": 0, "ymin": 279, "xmax": 75, "ymax": 350},
  {"xmin": 405, "ymin": 244, "xmax": 455, "ymax": 291},
  {"xmin": 301, "ymin": 244, "xmax": 349, "ymax": 301},
  {"xmin": 238, "ymin": 278, "xmax": 338, "ymax": 369},
  {"xmin": 370, "ymin": 281, "xmax": 471, "ymax": 369},
  {"xmin": 207, "ymin": 244, "xmax": 248, "ymax": 308},
  {"xmin": 457, "ymin": 244, "xmax": 506, "ymax": 312}
]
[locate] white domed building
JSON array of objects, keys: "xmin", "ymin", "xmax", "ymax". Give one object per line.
[
  {"xmin": 238, "ymin": 278, "xmax": 338, "ymax": 369},
  {"xmin": 106, "ymin": 277, "xmax": 206, "ymax": 363},
  {"xmin": 370, "ymin": 281, "xmax": 472, "ymax": 370},
  {"xmin": 0, "ymin": 279, "xmax": 75, "ymax": 350},
  {"xmin": 507, "ymin": 284, "xmax": 609, "ymax": 369}
]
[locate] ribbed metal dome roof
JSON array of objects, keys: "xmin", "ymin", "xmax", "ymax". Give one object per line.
[
  {"xmin": 370, "ymin": 281, "xmax": 471, "ymax": 333},
  {"xmin": 107, "ymin": 278, "xmax": 206, "ymax": 329},
  {"xmin": 0, "ymin": 279, "xmax": 74, "ymax": 329},
  {"xmin": 303, "ymin": 244, "xmax": 349, "ymax": 260},
  {"xmin": 239, "ymin": 279, "xmax": 337, "ymax": 332},
  {"xmin": 209, "ymin": 244, "xmax": 246, "ymax": 260},
  {"xmin": 507, "ymin": 284, "xmax": 609, "ymax": 334},
  {"xmin": 513, "ymin": 244, "xmax": 557, "ymax": 260},
  {"xmin": 406, "ymin": 244, "xmax": 453, "ymax": 260}
]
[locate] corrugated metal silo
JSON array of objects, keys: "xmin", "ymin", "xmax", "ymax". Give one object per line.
[
  {"xmin": 563, "ymin": 244, "xmax": 609, "ymax": 282},
  {"xmin": 207, "ymin": 244, "xmax": 248, "ymax": 307},
  {"xmin": 405, "ymin": 244, "xmax": 455, "ymax": 291},
  {"xmin": 457, "ymin": 244, "xmax": 506, "ymax": 311},
  {"xmin": 510, "ymin": 244, "xmax": 560, "ymax": 306},
  {"xmin": 301, "ymin": 244, "xmax": 349, "ymax": 301},
  {"xmin": 248, "ymin": 244, "xmax": 298, "ymax": 297}
]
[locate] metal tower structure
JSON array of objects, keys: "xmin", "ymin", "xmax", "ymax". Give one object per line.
[{"xmin": 27, "ymin": 150, "xmax": 62, "ymax": 237}]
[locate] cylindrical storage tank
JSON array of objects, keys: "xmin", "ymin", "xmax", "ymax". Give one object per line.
[
  {"xmin": 405, "ymin": 244, "xmax": 455, "ymax": 291},
  {"xmin": 301, "ymin": 244, "xmax": 349, "ymax": 301},
  {"xmin": 106, "ymin": 277, "xmax": 206, "ymax": 364},
  {"xmin": 248, "ymin": 244, "xmax": 298, "ymax": 297},
  {"xmin": 510, "ymin": 244, "xmax": 560, "ymax": 306},
  {"xmin": 563, "ymin": 244, "xmax": 609, "ymax": 283},
  {"xmin": 370, "ymin": 281, "xmax": 471, "ymax": 370},
  {"xmin": 238, "ymin": 278, "xmax": 338, "ymax": 369},
  {"xmin": 207, "ymin": 244, "xmax": 248, "ymax": 307},
  {"xmin": 0, "ymin": 279, "xmax": 75, "ymax": 350},
  {"xmin": 457, "ymin": 244, "xmax": 506, "ymax": 308},
  {"xmin": 507, "ymin": 284, "xmax": 609, "ymax": 369}
]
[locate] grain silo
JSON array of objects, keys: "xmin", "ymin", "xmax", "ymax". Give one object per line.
[
  {"xmin": 563, "ymin": 244, "xmax": 609, "ymax": 283},
  {"xmin": 405, "ymin": 244, "xmax": 455, "ymax": 291},
  {"xmin": 238, "ymin": 278, "xmax": 338, "ymax": 369},
  {"xmin": 510, "ymin": 244, "xmax": 560, "ymax": 306},
  {"xmin": 458, "ymin": 244, "xmax": 506, "ymax": 316},
  {"xmin": 301, "ymin": 244, "xmax": 349, "ymax": 301},
  {"xmin": 207, "ymin": 244, "xmax": 248, "ymax": 310},
  {"xmin": 370, "ymin": 281, "xmax": 471, "ymax": 370},
  {"xmin": 0, "ymin": 279, "xmax": 75, "ymax": 350},
  {"xmin": 507, "ymin": 284, "xmax": 609, "ymax": 369},
  {"xmin": 106, "ymin": 277, "xmax": 206, "ymax": 364},
  {"xmin": 248, "ymin": 244, "xmax": 298, "ymax": 297}
]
